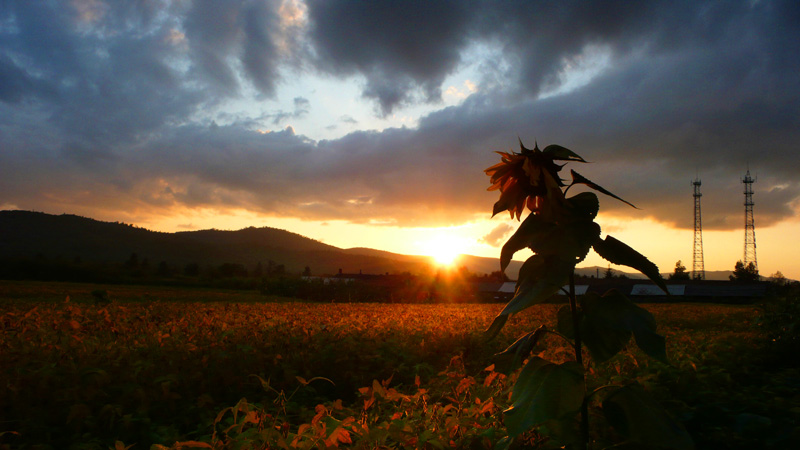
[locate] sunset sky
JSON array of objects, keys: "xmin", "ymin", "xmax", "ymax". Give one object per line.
[{"xmin": 2, "ymin": 1, "xmax": 799, "ymax": 279}]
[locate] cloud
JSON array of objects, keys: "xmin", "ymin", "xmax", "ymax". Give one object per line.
[
  {"xmin": 0, "ymin": 0, "xmax": 799, "ymax": 232},
  {"xmin": 240, "ymin": 1, "xmax": 283, "ymax": 96},
  {"xmin": 444, "ymin": 80, "xmax": 478, "ymax": 100},
  {"xmin": 182, "ymin": 0, "xmax": 304, "ymax": 99},
  {"xmin": 303, "ymin": 1, "xmax": 791, "ymax": 114},
  {"xmin": 0, "ymin": 54, "xmax": 56, "ymax": 103},
  {"xmin": 480, "ymin": 223, "xmax": 515, "ymax": 247},
  {"xmin": 293, "ymin": 96, "xmax": 310, "ymax": 110},
  {"xmin": 305, "ymin": 0, "xmax": 471, "ymax": 114},
  {"xmin": 266, "ymin": 96, "xmax": 311, "ymax": 125}
]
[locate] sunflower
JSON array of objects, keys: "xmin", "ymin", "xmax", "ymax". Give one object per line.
[{"xmin": 485, "ymin": 140, "xmax": 585, "ymax": 220}]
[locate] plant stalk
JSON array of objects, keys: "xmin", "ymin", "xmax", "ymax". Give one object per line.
[{"xmin": 569, "ymin": 272, "xmax": 590, "ymax": 449}]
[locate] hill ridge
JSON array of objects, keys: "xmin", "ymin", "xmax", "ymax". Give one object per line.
[
  {"xmin": 1, "ymin": 210, "xmax": 732, "ymax": 280},
  {"xmin": 0, "ymin": 210, "xmax": 435, "ymax": 276}
]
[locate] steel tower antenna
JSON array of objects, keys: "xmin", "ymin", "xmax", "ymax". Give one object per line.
[
  {"xmin": 692, "ymin": 177, "xmax": 705, "ymax": 280},
  {"xmin": 742, "ymin": 169, "xmax": 758, "ymax": 271}
]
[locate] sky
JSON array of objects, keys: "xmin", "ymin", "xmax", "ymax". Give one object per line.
[{"xmin": 1, "ymin": 0, "xmax": 799, "ymax": 279}]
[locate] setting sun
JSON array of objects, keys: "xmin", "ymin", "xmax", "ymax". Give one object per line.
[{"xmin": 425, "ymin": 234, "xmax": 464, "ymax": 266}]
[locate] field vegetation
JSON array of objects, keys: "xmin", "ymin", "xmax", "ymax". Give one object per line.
[{"xmin": 2, "ymin": 280, "xmax": 798, "ymax": 449}]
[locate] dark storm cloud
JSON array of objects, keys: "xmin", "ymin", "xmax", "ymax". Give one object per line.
[
  {"xmin": 184, "ymin": 0, "xmax": 299, "ymax": 98},
  {"xmin": 302, "ymin": 1, "xmax": 765, "ymax": 113},
  {"xmin": 0, "ymin": 1, "xmax": 202, "ymax": 147},
  {"xmin": 0, "ymin": 54, "xmax": 55, "ymax": 103},
  {"xmin": 303, "ymin": 0, "xmax": 800, "ymax": 120},
  {"xmin": 184, "ymin": 0, "xmax": 244, "ymax": 93},
  {"xmin": 241, "ymin": 1, "xmax": 284, "ymax": 96},
  {"xmin": 1, "ymin": 1, "xmax": 799, "ymax": 231},
  {"xmin": 305, "ymin": 0, "xmax": 472, "ymax": 115}
]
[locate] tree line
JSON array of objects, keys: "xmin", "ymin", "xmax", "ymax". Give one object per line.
[
  {"xmin": 0, "ymin": 252, "xmax": 295, "ymax": 290},
  {"xmin": 668, "ymin": 258, "xmax": 787, "ymax": 283},
  {"xmin": 0, "ymin": 252, "xmax": 512, "ymax": 303}
]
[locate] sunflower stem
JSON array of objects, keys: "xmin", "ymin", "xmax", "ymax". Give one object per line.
[{"xmin": 569, "ymin": 272, "xmax": 589, "ymax": 449}]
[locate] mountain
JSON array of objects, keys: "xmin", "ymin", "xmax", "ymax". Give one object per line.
[
  {"xmin": 2, "ymin": 210, "xmax": 717, "ymax": 281},
  {"xmin": 696, "ymin": 270, "xmax": 735, "ymax": 281},
  {"xmin": 572, "ymin": 265, "xmax": 734, "ymax": 281},
  {"xmin": 0, "ymin": 211, "xmax": 440, "ymax": 276}
]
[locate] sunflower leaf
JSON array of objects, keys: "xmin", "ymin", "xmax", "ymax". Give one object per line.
[
  {"xmin": 484, "ymin": 313, "xmax": 509, "ymax": 342},
  {"xmin": 492, "ymin": 325, "xmax": 547, "ymax": 374},
  {"xmin": 566, "ymin": 192, "xmax": 600, "ymax": 219},
  {"xmin": 501, "ymin": 255, "xmax": 573, "ymax": 317},
  {"xmin": 593, "ymin": 235, "xmax": 668, "ymax": 294},
  {"xmin": 603, "ymin": 384, "xmax": 694, "ymax": 449},
  {"xmin": 504, "ymin": 358, "xmax": 584, "ymax": 437},
  {"xmin": 570, "ymin": 170, "xmax": 637, "ymax": 209},
  {"xmin": 581, "ymin": 290, "xmax": 667, "ymax": 363},
  {"xmin": 542, "ymin": 144, "xmax": 587, "ymax": 162},
  {"xmin": 500, "ymin": 212, "xmax": 553, "ymax": 273}
]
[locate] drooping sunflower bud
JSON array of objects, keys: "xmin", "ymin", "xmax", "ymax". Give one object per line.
[{"xmin": 485, "ymin": 140, "xmax": 585, "ymax": 219}]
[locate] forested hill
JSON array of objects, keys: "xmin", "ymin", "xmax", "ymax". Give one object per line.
[
  {"xmin": 0, "ymin": 211, "xmax": 734, "ymax": 281},
  {"xmin": 0, "ymin": 210, "xmax": 434, "ymax": 276}
]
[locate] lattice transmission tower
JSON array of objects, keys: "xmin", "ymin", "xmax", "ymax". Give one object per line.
[
  {"xmin": 692, "ymin": 178, "xmax": 705, "ymax": 280},
  {"xmin": 742, "ymin": 170, "xmax": 758, "ymax": 271}
]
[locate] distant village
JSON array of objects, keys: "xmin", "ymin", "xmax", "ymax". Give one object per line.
[{"xmin": 298, "ymin": 267, "xmax": 771, "ymax": 304}]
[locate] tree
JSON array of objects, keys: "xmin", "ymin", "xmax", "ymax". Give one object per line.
[
  {"xmin": 770, "ymin": 270, "xmax": 787, "ymax": 286},
  {"xmin": 730, "ymin": 260, "xmax": 759, "ymax": 282},
  {"xmin": 218, "ymin": 263, "xmax": 247, "ymax": 278},
  {"xmin": 156, "ymin": 261, "xmax": 172, "ymax": 277},
  {"xmin": 124, "ymin": 252, "xmax": 139, "ymax": 269},
  {"xmin": 484, "ymin": 140, "xmax": 690, "ymax": 449},
  {"xmin": 489, "ymin": 270, "xmax": 508, "ymax": 282},
  {"xmin": 669, "ymin": 260, "xmax": 690, "ymax": 280}
]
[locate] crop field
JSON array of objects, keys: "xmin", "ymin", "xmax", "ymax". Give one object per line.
[{"xmin": 1, "ymin": 281, "xmax": 798, "ymax": 449}]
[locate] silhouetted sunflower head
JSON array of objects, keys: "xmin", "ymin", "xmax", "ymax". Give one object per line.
[{"xmin": 485, "ymin": 140, "xmax": 586, "ymax": 220}]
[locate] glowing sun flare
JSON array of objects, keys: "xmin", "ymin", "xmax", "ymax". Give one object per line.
[{"xmin": 426, "ymin": 236, "xmax": 463, "ymax": 266}]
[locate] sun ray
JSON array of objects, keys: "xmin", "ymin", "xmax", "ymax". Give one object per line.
[{"xmin": 425, "ymin": 234, "xmax": 463, "ymax": 267}]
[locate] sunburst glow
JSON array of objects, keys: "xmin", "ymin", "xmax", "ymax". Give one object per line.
[{"xmin": 425, "ymin": 234, "xmax": 464, "ymax": 267}]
